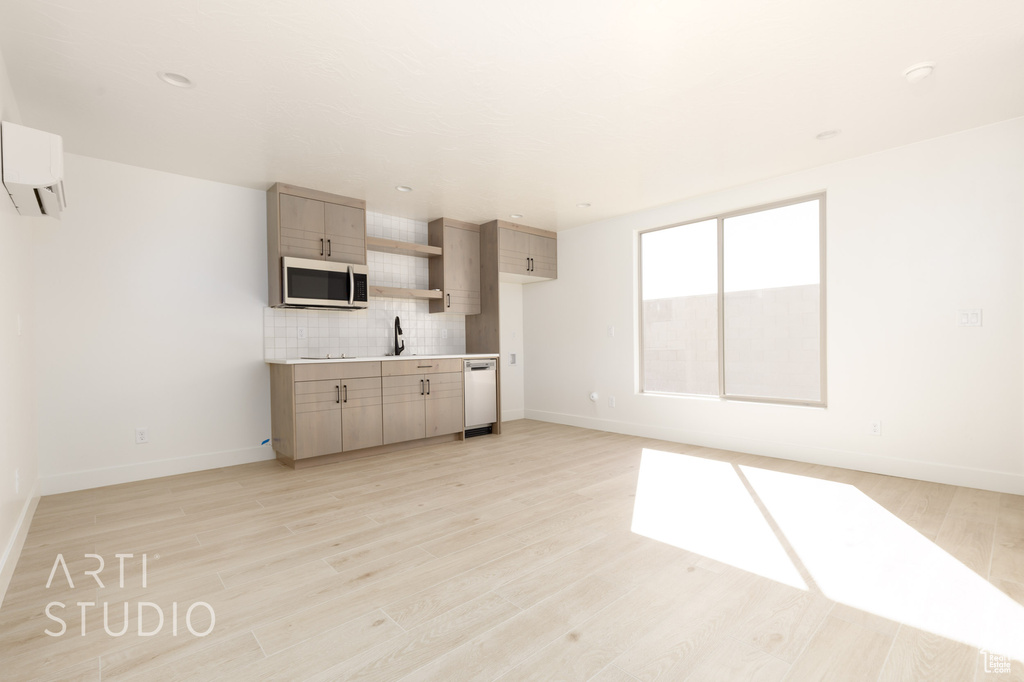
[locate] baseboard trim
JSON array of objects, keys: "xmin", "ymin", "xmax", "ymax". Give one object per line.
[
  {"xmin": 0, "ymin": 482, "xmax": 40, "ymax": 609},
  {"xmin": 524, "ymin": 409, "xmax": 1024, "ymax": 495},
  {"xmin": 502, "ymin": 409, "xmax": 525, "ymax": 422},
  {"xmin": 40, "ymin": 445, "xmax": 276, "ymax": 496}
]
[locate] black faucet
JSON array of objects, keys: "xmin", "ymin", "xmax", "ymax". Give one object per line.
[{"xmin": 394, "ymin": 316, "xmax": 405, "ymax": 356}]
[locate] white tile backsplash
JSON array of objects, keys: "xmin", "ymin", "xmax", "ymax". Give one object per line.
[{"xmin": 264, "ymin": 211, "xmax": 466, "ymax": 360}]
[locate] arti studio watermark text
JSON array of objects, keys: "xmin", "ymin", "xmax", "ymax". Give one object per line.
[{"xmin": 43, "ymin": 553, "xmax": 215, "ymax": 638}]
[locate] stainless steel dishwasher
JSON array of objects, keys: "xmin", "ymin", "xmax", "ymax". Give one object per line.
[{"xmin": 464, "ymin": 359, "xmax": 497, "ymax": 436}]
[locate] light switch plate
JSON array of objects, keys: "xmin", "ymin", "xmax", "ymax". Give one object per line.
[
  {"xmin": 957, "ymin": 309, "xmax": 982, "ymax": 327},
  {"xmin": 509, "ymin": 353, "xmax": 517, "ymax": 366}
]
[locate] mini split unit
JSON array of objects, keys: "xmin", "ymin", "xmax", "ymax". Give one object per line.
[{"xmin": 0, "ymin": 121, "xmax": 66, "ymax": 218}]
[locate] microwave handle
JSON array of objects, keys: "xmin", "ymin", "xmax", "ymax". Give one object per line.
[{"xmin": 348, "ymin": 266, "xmax": 355, "ymax": 307}]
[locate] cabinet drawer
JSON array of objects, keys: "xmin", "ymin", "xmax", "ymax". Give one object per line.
[
  {"xmin": 382, "ymin": 358, "xmax": 463, "ymax": 376},
  {"xmin": 295, "ymin": 361, "xmax": 382, "ymax": 382}
]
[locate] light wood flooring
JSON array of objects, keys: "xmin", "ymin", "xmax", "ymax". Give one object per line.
[{"xmin": 2, "ymin": 420, "xmax": 1024, "ymax": 681}]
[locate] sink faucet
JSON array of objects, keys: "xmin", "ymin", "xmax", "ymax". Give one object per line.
[{"xmin": 394, "ymin": 316, "xmax": 405, "ymax": 356}]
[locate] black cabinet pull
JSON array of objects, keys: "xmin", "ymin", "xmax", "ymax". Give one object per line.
[
  {"xmin": 446, "ymin": 293, "xmax": 451, "ymax": 308},
  {"xmin": 320, "ymin": 238, "xmax": 325, "ymax": 256},
  {"xmin": 426, "ymin": 379, "xmax": 431, "ymax": 395},
  {"xmin": 525, "ymin": 257, "xmax": 530, "ymax": 272},
  {"xmin": 327, "ymin": 239, "xmax": 332, "ymax": 257},
  {"xmin": 342, "ymin": 384, "xmax": 348, "ymax": 403},
  {"xmin": 420, "ymin": 379, "xmax": 424, "ymax": 396},
  {"xmin": 335, "ymin": 385, "xmax": 340, "ymax": 404}
]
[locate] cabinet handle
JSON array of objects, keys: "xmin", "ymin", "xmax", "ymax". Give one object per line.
[
  {"xmin": 531, "ymin": 257, "xmax": 535, "ymax": 271},
  {"xmin": 335, "ymin": 385, "xmax": 341, "ymax": 404},
  {"xmin": 526, "ymin": 257, "xmax": 530, "ymax": 272},
  {"xmin": 327, "ymin": 239, "xmax": 332, "ymax": 257},
  {"xmin": 426, "ymin": 379, "xmax": 431, "ymax": 395},
  {"xmin": 320, "ymin": 238, "xmax": 325, "ymax": 256},
  {"xmin": 420, "ymin": 379, "xmax": 424, "ymax": 396},
  {"xmin": 342, "ymin": 384, "xmax": 348, "ymax": 403},
  {"xmin": 446, "ymin": 293, "xmax": 450, "ymax": 308}
]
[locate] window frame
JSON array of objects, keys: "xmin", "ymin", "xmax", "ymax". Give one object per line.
[{"xmin": 638, "ymin": 192, "xmax": 827, "ymax": 408}]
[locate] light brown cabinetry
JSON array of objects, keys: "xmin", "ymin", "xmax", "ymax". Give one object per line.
[
  {"xmin": 428, "ymin": 218, "xmax": 481, "ymax": 315},
  {"xmin": 498, "ymin": 224, "xmax": 557, "ymax": 280},
  {"xmin": 381, "ymin": 358, "xmax": 464, "ymax": 444},
  {"xmin": 270, "ymin": 361, "xmax": 382, "ymax": 461},
  {"xmin": 267, "ymin": 183, "xmax": 367, "ymax": 306},
  {"xmin": 467, "ymin": 220, "xmax": 558, "ymax": 355}
]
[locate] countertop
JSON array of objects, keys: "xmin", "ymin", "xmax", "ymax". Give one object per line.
[{"xmin": 266, "ymin": 353, "xmax": 499, "ymax": 365}]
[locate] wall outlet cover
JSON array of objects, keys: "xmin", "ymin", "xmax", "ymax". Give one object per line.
[
  {"xmin": 509, "ymin": 353, "xmax": 517, "ymax": 365},
  {"xmin": 135, "ymin": 427, "xmax": 149, "ymax": 444},
  {"xmin": 869, "ymin": 420, "xmax": 881, "ymax": 436}
]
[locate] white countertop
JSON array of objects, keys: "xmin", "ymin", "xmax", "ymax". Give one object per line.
[{"xmin": 266, "ymin": 353, "xmax": 499, "ymax": 365}]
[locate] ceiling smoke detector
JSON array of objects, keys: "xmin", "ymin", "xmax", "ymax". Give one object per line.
[
  {"xmin": 903, "ymin": 62, "xmax": 935, "ymax": 84},
  {"xmin": 157, "ymin": 72, "xmax": 194, "ymax": 88}
]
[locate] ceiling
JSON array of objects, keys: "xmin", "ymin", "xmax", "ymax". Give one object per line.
[{"xmin": 0, "ymin": 0, "xmax": 1021, "ymax": 230}]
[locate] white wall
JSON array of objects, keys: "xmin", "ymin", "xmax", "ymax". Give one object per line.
[
  {"xmin": 0, "ymin": 46, "xmax": 39, "ymax": 602},
  {"xmin": 499, "ymin": 282, "xmax": 525, "ymax": 420},
  {"xmin": 525, "ymin": 117, "xmax": 1024, "ymax": 494},
  {"xmin": 33, "ymin": 155, "xmax": 274, "ymax": 494}
]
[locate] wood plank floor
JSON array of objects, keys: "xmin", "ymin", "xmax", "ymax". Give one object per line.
[{"xmin": 2, "ymin": 420, "xmax": 1024, "ymax": 681}]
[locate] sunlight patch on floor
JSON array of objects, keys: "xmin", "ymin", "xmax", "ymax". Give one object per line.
[
  {"xmin": 631, "ymin": 448, "xmax": 1024, "ymax": 661},
  {"xmin": 631, "ymin": 449, "xmax": 807, "ymax": 589}
]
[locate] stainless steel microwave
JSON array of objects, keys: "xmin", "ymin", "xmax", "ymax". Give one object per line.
[{"xmin": 280, "ymin": 257, "xmax": 369, "ymax": 309}]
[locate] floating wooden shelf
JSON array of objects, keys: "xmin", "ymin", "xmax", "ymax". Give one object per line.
[
  {"xmin": 366, "ymin": 237, "xmax": 442, "ymax": 258},
  {"xmin": 369, "ymin": 286, "xmax": 444, "ymax": 300}
]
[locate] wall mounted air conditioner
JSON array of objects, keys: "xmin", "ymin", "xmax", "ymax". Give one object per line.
[{"xmin": 1, "ymin": 121, "xmax": 66, "ymax": 218}]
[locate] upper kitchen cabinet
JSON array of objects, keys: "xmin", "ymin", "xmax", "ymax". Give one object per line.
[
  {"xmin": 267, "ymin": 183, "xmax": 367, "ymax": 306},
  {"xmin": 494, "ymin": 221, "xmax": 558, "ymax": 282},
  {"xmin": 465, "ymin": 220, "xmax": 558, "ymax": 355},
  {"xmin": 428, "ymin": 218, "xmax": 481, "ymax": 315}
]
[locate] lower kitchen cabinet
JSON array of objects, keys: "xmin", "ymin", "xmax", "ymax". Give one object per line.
[
  {"xmin": 341, "ymin": 376, "xmax": 384, "ymax": 451},
  {"xmin": 295, "ymin": 379, "xmax": 342, "ymax": 458},
  {"xmin": 271, "ymin": 361, "xmax": 384, "ymax": 461},
  {"xmin": 269, "ymin": 356, "xmax": 482, "ymax": 468},
  {"xmin": 382, "ymin": 358, "xmax": 464, "ymax": 445}
]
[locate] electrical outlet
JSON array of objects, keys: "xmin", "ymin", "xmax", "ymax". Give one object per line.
[
  {"xmin": 608, "ymin": 396, "xmax": 616, "ymax": 408},
  {"xmin": 441, "ymin": 329, "xmax": 448, "ymax": 339},
  {"xmin": 869, "ymin": 420, "xmax": 881, "ymax": 436},
  {"xmin": 297, "ymin": 327, "xmax": 307, "ymax": 340},
  {"xmin": 607, "ymin": 326, "xmax": 615, "ymax": 337},
  {"xmin": 135, "ymin": 427, "xmax": 149, "ymax": 444},
  {"xmin": 509, "ymin": 353, "xmax": 517, "ymax": 366}
]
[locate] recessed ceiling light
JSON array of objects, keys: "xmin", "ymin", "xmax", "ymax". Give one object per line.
[
  {"xmin": 395, "ymin": 186, "xmax": 413, "ymax": 192},
  {"xmin": 903, "ymin": 62, "xmax": 935, "ymax": 84},
  {"xmin": 815, "ymin": 129, "xmax": 841, "ymax": 141},
  {"xmin": 157, "ymin": 71, "xmax": 194, "ymax": 88},
  {"xmin": 509, "ymin": 213, "xmax": 523, "ymax": 219},
  {"xmin": 576, "ymin": 203, "xmax": 591, "ymax": 208}
]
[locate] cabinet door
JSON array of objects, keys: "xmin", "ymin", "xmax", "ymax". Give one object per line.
[
  {"xmin": 280, "ymin": 195, "xmax": 327, "ymax": 260},
  {"xmin": 443, "ymin": 226, "xmax": 481, "ymax": 314},
  {"xmin": 294, "ymin": 380, "xmax": 342, "ymax": 458},
  {"xmin": 341, "ymin": 377, "xmax": 383, "ymax": 451},
  {"xmin": 325, "ymin": 203, "xmax": 366, "ymax": 265},
  {"xmin": 381, "ymin": 374, "xmax": 426, "ymax": 445},
  {"xmin": 529, "ymin": 234, "xmax": 558, "ymax": 279},
  {"xmin": 424, "ymin": 372, "xmax": 464, "ymax": 437},
  {"xmin": 498, "ymin": 227, "xmax": 531, "ymax": 274}
]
